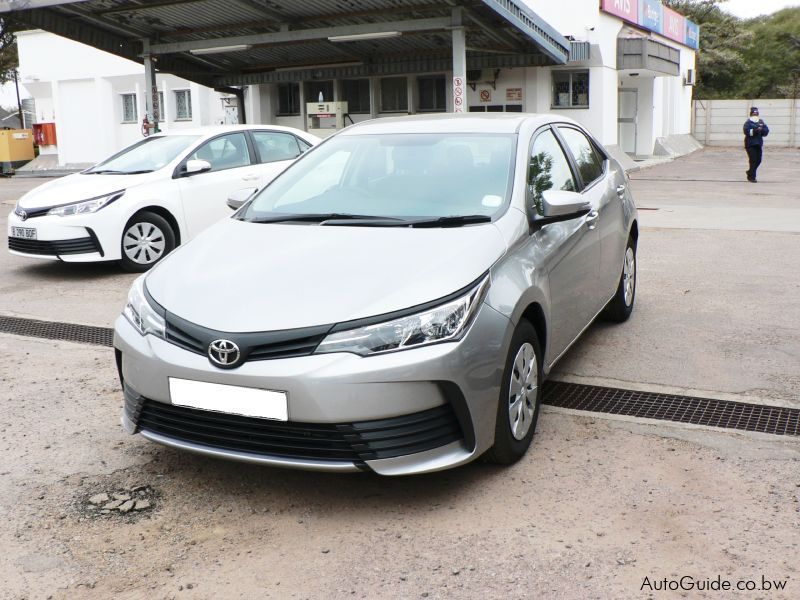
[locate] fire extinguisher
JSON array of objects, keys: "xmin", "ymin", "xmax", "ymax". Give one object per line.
[
  {"xmin": 141, "ymin": 116, "xmax": 152, "ymax": 137},
  {"xmin": 33, "ymin": 127, "xmax": 45, "ymax": 145}
]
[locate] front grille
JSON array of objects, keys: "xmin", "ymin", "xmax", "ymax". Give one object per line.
[
  {"xmin": 131, "ymin": 394, "xmax": 463, "ymax": 463},
  {"xmin": 164, "ymin": 311, "xmax": 331, "ymax": 365},
  {"xmin": 8, "ymin": 236, "xmax": 100, "ymax": 256}
]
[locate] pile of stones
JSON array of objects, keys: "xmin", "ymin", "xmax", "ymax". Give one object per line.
[{"xmin": 85, "ymin": 485, "xmax": 155, "ymax": 517}]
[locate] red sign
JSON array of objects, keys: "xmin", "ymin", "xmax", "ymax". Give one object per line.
[
  {"xmin": 662, "ymin": 6, "xmax": 685, "ymax": 43},
  {"xmin": 600, "ymin": 0, "xmax": 638, "ymax": 22}
]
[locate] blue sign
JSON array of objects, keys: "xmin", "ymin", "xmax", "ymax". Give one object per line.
[
  {"xmin": 685, "ymin": 20, "xmax": 700, "ymax": 49},
  {"xmin": 640, "ymin": 0, "xmax": 663, "ymax": 34}
]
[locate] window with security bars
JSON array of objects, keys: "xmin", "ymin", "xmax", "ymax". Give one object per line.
[
  {"xmin": 157, "ymin": 91, "xmax": 164, "ymax": 120},
  {"xmin": 551, "ymin": 71, "xmax": 590, "ymax": 108},
  {"xmin": 278, "ymin": 83, "xmax": 300, "ymax": 116},
  {"xmin": 175, "ymin": 89, "xmax": 192, "ymax": 120},
  {"xmin": 342, "ymin": 79, "xmax": 370, "ymax": 114},
  {"xmin": 121, "ymin": 93, "xmax": 137, "ymax": 123}
]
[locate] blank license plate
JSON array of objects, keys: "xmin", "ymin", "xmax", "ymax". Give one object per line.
[
  {"xmin": 11, "ymin": 227, "xmax": 36, "ymax": 240},
  {"xmin": 169, "ymin": 378, "xmax": 288, "ymax": 421}
]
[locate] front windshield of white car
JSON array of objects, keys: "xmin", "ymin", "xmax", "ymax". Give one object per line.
[
  {"xmin": 239, "ymin": 133, "xmax": 516, "ymax": 223},
  {"xmin": 84, "ymin": 135, "xmax": 201, "ymax": 174}
]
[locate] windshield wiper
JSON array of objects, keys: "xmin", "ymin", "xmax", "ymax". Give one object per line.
[
  {"xmin": 406, "ymin": 215, "xmax": 493, "ymax": 228},
  {"xmin": 84, "ymin": 169, "xmax": 154, "ymax": 175},
  {"xmin": 245, "ymin": 213, "xmax": 405, "ymax": 224}
]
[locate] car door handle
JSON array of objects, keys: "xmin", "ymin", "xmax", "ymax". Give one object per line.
[
  {"xmin": 616, "ymin": 184, "xmax": 626, "ymax": 196},
  {"xmin": 585, "ymin": 210, "xmax": 599, "ymax": 229},
  {"xmin": 242, "ymin": 173, "xmax": 259, "ymax": 181}
]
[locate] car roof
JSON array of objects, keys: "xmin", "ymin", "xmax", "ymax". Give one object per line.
[
  {"xmin": 340, "ymin": 113, "xmax": 558, "ymax": 135},
  {"xmin": 154, "ymin": 124, "xmax": 313, "ymax": 139}
]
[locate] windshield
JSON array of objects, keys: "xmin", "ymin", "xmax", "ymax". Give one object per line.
[
  {"xmin": 239, "ymin": 133, "xmax": 515, "ymax": 223},
  {"xmin": 85, "ymin": 135, "xmax": 200, "ymax": 174}
]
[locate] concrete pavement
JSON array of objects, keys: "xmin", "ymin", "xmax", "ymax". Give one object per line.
[{"xmin": 3, "ymin": 147, "xmax": 800, "ymax": 408}]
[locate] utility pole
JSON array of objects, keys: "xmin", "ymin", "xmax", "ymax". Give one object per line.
[{"xmin": 13, "ymin": 68, "xmax": 23, "ymax": 129}]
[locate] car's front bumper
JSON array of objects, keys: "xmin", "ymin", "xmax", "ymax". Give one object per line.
[
  {"xmin": 113, "ymin": 303, "xmax": 513, "ymax": 475},
  {"xmin": 7, "ymin": 211, "xmax": 109, "ymax": 262}
]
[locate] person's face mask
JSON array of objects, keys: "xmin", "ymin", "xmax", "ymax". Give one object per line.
[{"xmin": 750, "ymin": 116, "xmax": 760, "ymax": 122}]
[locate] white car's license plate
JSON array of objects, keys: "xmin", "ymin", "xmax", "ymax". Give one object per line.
[
  {"xmin": 168, "ymin": 378, "xmax": 288, "ymax": 421},
  {"xmin": 10, "ymin": 227, "xmax": 36, "ymax": 240}
]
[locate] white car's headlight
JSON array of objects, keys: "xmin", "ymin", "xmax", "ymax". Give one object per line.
[
  {"xmin": 122, "ymin": 276, "xmax": 166, "ymax": 338},
  {"xmin": 316, "ymin": 275, "xmax": 490, "ymax": 356},
  {"xmin": 47, "ymin": 190, "xmax": 124, "ymax": 217}
]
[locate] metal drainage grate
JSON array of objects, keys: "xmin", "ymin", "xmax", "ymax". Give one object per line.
[
  {"xmin": 543, "ymin": 381, "xmax": 800, "ymax": 437},
  {"xmin": 0, "ymin": 315, "xmax": 113, "ymax": 347},
  {"xmin": 2, "ymin": 315, "xmax": 798, "ymax": 438}
]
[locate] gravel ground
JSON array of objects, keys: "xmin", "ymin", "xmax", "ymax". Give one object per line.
[
  {"xmin": 1, "ymin": 335, "xmax": 798, "ymax": 599},
  {"xmin": 2, "ymin": 149, "xmax": 799, "ymax": 598}
]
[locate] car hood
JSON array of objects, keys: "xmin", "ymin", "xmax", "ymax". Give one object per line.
[
  {"xmin": 146, "ymin": 218, "xmax": 506, "ymax": 332},
  {"xmin": 17, "ymin": 171, "xmax": 162, "ymax": 209}
]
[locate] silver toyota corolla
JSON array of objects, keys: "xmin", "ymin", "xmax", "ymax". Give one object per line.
[{"xmin": 113, "ymin": 114, "xmax": 638, "ymax": 476}]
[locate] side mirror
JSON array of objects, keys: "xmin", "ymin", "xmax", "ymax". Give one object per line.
[
  {"xmin": 539, "ymin": 189, "xmax": 591, "ymax": 218},
  {"xmin": 183, "ymin": 159, "xmax": 212, "ymax": 176},
  {"xmin": 227, "ymin": 187, "xmax": 257, "ymax": 210}
]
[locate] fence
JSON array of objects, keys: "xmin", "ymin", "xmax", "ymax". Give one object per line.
[{"xmin": 692, "ymin": 99, "xmax": 799, "ymax": 147}]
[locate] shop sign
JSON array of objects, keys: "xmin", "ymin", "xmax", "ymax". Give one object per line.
[{"xmin": 600, "ymin": 0, "xmax": 699, "ymax": 50}]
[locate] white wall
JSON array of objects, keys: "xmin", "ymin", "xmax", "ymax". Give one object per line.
[
  {"xmin": 16, "ymin": 30, "xmax": 233, "ymax": 166},
  {"xmin": 694, "ymin": 99, "xmax": 799, "ymax": 147}
]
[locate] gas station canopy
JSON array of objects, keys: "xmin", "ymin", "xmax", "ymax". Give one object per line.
[{"xmin": 2, "ymin": 0, "xmax": 571, "ymax": 90}]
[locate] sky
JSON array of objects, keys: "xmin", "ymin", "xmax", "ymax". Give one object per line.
[
  {"xmin": 2, "ymin": 0, "xmax": 800, "ymax": 111},
  {"xmin": 721, "ymin": 0, "xmax": 799, "ymax": 19}
]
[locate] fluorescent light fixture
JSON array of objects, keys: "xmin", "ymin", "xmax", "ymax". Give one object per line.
[
  {"xmin": 274, "ymin": 61, "xmax": 363, "ymax": 72},
  {"xmin": 190, "ymin": 44, "xmax": 252, "ymax": 55},
  {"xmin": 328, "ymin": 31, "xmax": 402, "ymax": 43}
]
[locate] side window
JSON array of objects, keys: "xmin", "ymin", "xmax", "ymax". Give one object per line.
[
  {"xmin": 557, "ymin": 127, "xmax": 604, "ymax": 187},
  {"xmin": 188, "ymin": 133, "xmax": 251, "ymax": 172},
  {"xmin": 297, "ymin": 137, "xmax": 312, "ymax": 152},
  {"xmin": 528, "ymin": 129, "xmax": 577, "ymax": 216},
  {"xmin": 252, "ymin": 131, "xmax": 301, "ymax": 163}
]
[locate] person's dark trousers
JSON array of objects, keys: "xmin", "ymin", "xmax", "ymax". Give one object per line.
[{"xmin": 746, "ymin": 145, "xmax": 762, "ymax": 181}]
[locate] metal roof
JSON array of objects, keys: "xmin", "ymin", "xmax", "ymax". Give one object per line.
[{"xmin": 2, "ymin": 0, "xmax": 570, "ymax": 89}]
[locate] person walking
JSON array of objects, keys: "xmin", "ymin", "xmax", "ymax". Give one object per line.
[{"xmin": 743, "ymin": 107, "xmax": 769, "ymax": 183}]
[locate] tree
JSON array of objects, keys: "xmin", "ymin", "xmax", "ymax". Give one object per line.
[
  {"xmin": 663, "ymin": 0, "xmax": 752, "ymax": 99},
  {"xmin": 738, "ymin": 8, "xmax": 800, "ymax": 99},
  {"xmin": 0, "ymin": 16, "xmax": 18, "ymax": 86}
]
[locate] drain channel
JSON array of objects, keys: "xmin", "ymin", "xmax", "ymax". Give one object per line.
[
  {"xmin": 543, "ymin": 381, "xmax": 799, "ymax": 437},
  {"xmin": 1, "ymin": 315, "xmax": 798, "ymax": 438},
  {"xmin": 0, "ymin": 315, "xmax": 113, "ymax": 347}
]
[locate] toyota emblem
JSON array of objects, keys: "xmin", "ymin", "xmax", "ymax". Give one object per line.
[
  {"xmin": 208, "ymin": 339, "xmax": 241, "ymax": 367},
  {"xmin": 16, "ymin": 208, "xmax": 28, "ymax": 221}
]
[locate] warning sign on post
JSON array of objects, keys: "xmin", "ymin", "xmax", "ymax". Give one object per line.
[{"xmin": 453, "ymin": 76, "xmax": 465, "ymax": 113}]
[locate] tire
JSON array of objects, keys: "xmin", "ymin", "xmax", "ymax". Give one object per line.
[
  {"xmin": 484, "ymin": 319, "xmax": 542, "ymax": 465},
  {"xmin": 119, "ymin": 211, "xmax": 176, "ymax": 272},
  {"xmin": 601, "ymin": 235, "xmax": 637, "ymax": 323}
]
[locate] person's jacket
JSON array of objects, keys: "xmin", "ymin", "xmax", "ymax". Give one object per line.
[{"xmin": 743, "ymin": 118, "xmax": 769, "ymax": 147}]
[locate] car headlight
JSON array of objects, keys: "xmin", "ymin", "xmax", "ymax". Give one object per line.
[
  {"xmin": 316, "ymin": 275, "xmax": 490, "ymax": 356},
  {"xmin": 47, "ymin": 190, "xmax": 124, "ymax": 217},
  {"xmin": 122, "ymin": 276, "xmax": 166, "ymax": 338}
]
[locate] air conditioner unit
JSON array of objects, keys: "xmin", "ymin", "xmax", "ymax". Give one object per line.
[{"xmin": 684, "ymin": 69, "xmax": 696, "ymax": 86}]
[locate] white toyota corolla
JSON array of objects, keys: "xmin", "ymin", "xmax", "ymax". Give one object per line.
[{"xmin": 7, "ymin": 125, "xmax": 319, "ymax": 271}]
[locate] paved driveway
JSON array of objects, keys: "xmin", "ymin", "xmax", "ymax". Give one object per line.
[
  {"xmin": 4, "ymin": 147, "xmax": 799, "ymax": 405},
  {"xmin": 1, "ymin": 147, "xmax": 799, "ymax": 599}
]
